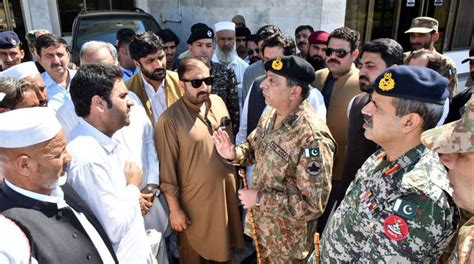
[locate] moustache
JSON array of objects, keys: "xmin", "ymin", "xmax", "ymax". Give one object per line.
[
  {"xmin": 312, "ymin": 55, "xmax": 323, "ymax": 61},
  {"xmin": 153, "ymin": 68, "xmax": 165, "ymax": 74},
  {"xmin": 197, "ymin": 91, "xmax": 209, "ymax": 97},
  {"xmin": 328, "ymin": 59, "xmax": 340, "ymax": 65},
  {"xmin": 298, "ymin": 41, "xmax": 308, "ymax": 46},
  {"xmin": 51, "ymin": 63, "xmax": 63, "ymax": 68},
  {"xmin": 359, "ymin": 75, "xmax": 370, "ymax": 83},
  {"xmin": 363, "ymin": 114, "xmax": 373, "ymax": 128}
]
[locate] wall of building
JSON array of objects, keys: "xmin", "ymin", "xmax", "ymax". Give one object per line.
[
  {"xmin": 136, "ymin": 0, "xmax": 347, "ymax": 53},
  {"xmin": 21, "ymin": 0, "xmax": 61, "ymax": 34}
]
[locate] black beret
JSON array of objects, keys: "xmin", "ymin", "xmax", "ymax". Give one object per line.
[
  {"xmin": 236, "ymin": 27, "xmax": 251, "ymax": 38},
  {"xmin": 373, "ymin": 65, "xmax": 448, "ymax": 105},
  {"xmin": 264, "ymin": 55, "xmax": 315, "ymax": 85},
  {"xmin": 187, "ymin": 27, "xmax": 214, "ymax": 44},
  {"xmin": 0, "ymin": 31, "xmax": 20, "ymax": 49}
]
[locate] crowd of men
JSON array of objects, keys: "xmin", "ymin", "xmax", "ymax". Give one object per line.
[{"xmin": 0, "ymin": 13, "xmax": 472, "ymax": 264}]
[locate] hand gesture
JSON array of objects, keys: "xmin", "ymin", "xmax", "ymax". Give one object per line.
[{"xmin": 212, "ymin": 129, "xmax": 236, "ymax": 160}]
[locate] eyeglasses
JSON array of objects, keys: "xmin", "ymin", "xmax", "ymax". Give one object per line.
[
  {"xmin": 181, "ymin": 76, "xmax": 214, "ymax": 88},
  {"xmin": 247, "ymin": 48, "xmax": 260, "ymax": 56},
  {"xmin": 324, "ymin": 48, "xmax": 351, "ymax": 58}
]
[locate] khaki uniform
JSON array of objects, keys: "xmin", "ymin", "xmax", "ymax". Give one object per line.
[{"xmin": 232, "ymin": 100, "xmax": 336, "ymax": 262}]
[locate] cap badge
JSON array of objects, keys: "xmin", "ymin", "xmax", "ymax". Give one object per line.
[
  {"xmin": 379, "ymin": 72, "xmax": 395, "ymax": 91},
  {"xmin": 10, "ymin": 38, "xmax": 17, "ymax": 46},
  {"xmin": 272, "ymin": 57, "xmax": 283, "ymax": 71},
  {"xmin": 207, "ymin": 30, "xmax": 212, "ymax": 37}
]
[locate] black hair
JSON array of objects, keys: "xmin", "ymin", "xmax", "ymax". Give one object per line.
[
  {"xmin": 116, "ymin": 28, "xmax": 136, "ymax": 48},
  {"xmin": 261, "ymin": 34, "xmax": 296, "ymax": 56},
  {"xmin": 360, "ymin": 38, "xmax": 404, "ymax": 67},
  {"xmin": 35, "ymin": 33, "xmax": 69, "ymax": 54},
  {"xmin": 295, "ymin": 25, "xmax": 314, "ymax": 35},
  {"xmin": 157, "ymin": 28, "xmax": 180, "ymax": 46},
  {"xmin": 70, "ymin": 63, "xmax": 123, "ymax": 117},
  {"xmin": 328, "ymin": 27, "xmax": 360, "ymax": 51},
  {"xmin": 128, "ymin": 31, "xmax": 164, "ymax": 61}
]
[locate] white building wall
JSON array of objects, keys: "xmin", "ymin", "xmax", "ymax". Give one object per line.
[
  {"xmin": 136, "ymin": 0, "xmax": 347, "ymax": 52},
  {"xmin": 21, "ymin": 0, "xmax": 61, "ymax": 34}
]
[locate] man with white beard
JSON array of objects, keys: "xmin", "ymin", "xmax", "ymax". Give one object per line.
[{"xmin": 212, "ymin": 21, "xmax": 249, "ymax": 110}]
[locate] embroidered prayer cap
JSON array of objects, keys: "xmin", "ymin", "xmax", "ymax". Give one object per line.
[
  {"xmin": 0, "ymin": 107, "xmax": 62, "ymax": 148},
  {"xmin": 404, "ymin": 17, "xmax": 438, "ymax": 34},
  {"xmin": 308, "ymin": 31, "xmax": 329, "ymax": 45},
  {"xmin": 264, "ymin": 55, "xmax": 315, "ymax": 86},
  {"xmin": 214, "ymin": 21, "xmax": 235, "ymax": 32},
  {"xmin": 461, "ymin": 46, "xmax": 474, "ymax": 64},
  {"xmin": 0, "ymin": 31, "xmax": 21, "ymax": 49},
  {"xmin": 373, "ymin": 65, "xmax": 448, "ymax": 105},
  {"xmin": 0, "ymin": 215, "xmax": 32, "ymax": 263},
  {"xmin": 0, "ymin": 62, "xmax": 39, "ymax": 80},
  {"xmin": 187, "ymin": 25, "xmax": 214, "ymax": 44},
  {"xmin": 422, "ymin": 94, "xmax": 474, "ymax": 153}
]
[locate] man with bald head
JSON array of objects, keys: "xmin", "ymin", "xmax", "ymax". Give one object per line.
[{"xmin": 0, "ymin": 107, "xmax": 117, "ymax": 263}]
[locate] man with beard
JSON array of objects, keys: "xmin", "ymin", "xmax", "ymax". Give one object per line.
[
  {"xmin": 156, "ymin": 57, "xmax": 244, "ymax": 263},
  {"xmin": 236, "ymin": 26, "xmax": 251, "ymax": 61},
  {"xmin": 405, "ymin": 17, "xmax": 457, "ymax": 100},
  {"xmin": 0, "ymin": 107, "xmax": 118, "ymax": 263},
  {"xmin": 312, "ymin": 27, "xmax": 361, "ymax": 232},
  {"xmin": 67, "ymin": 63, "xmax": 155, "ymax": 263},
  {"xmin": 241, "ymin": 25, "xmax": 282, "ymax": 103},
  {"xmin": 340, "ymin": 39, "xmax": 404, "ymax": 231},
  {"xmin": 36, "ymin": 33, "xmax": 75, "ymax": 111},
  {"xmin": 187, "ymin": 25, "xmax": 240, "ymax": 135},
  {"xmin": 321, "ymin": 66, "xmax": 459, "ymax": 262},
  {"xmin": 126, "ymin": 32, "xmax": 182, "ymax": 124},
  {"xmin": 294, "ymin": 25, "xmax": 314, "ymax": 60},
  {"xmin": 246, "ymin": 34, "xmax": 262, "ymax": 65},
  {"xmin": 157, "ymin": 28, "xmax": 180, "ymax": 71},
  {"xmin": 212, "ymin": 21, "xmax": 249, "ymax": 110},
  {"xmin": 306, "ymin": 30, "xmax": 329, "ymax": 71}
]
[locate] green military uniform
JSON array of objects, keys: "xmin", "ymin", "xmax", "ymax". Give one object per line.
[
  {"xmin": 233, "ymin": 99, "xmax": 336, "ymax": 263},
  {"xmin": 321, "ymin": 144, "xmax": 459, "ymax": 262}
]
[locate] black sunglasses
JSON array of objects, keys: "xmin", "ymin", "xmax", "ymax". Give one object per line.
[
  {"xmin": 247, "ymin": 48, "xmax": 260, "ymax": 56},
  {"xmin": 324, "ymin": 48, "xmax": 351, "ymax": 58},
  {"xmin": 181, "ymin": 76, "xmax": 214, "ymax": 88}
]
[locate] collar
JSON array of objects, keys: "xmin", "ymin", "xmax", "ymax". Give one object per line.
[
  {"xmin": 4, "ymin": 179, "xmax": 68, "ymax": 209},
  {"xmin": 374, "ymin": 144, "xmax": 428, "ymax": 176},
  {"xmin": 265, "ymin": 99, "xmax": 309, "ymax": 131},
  {"xmin": 78, "ymin": 118, "xmax": 118, "ymax": 153},
  {"xmin": 42, "ymin": 68, "xmax": 76, "ymax": 89},
  {"xmin": 120, "ymin": 66, "xmax": 138, "ymax": 78}
]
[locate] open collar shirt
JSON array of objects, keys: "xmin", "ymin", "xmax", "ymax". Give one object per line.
[
  {"xmin": 142, "ymin": 73, "xmax": 167, "ymax": 124},
  {"xmin": 42, "ymin": 69, "xmax": 76, "ymax": 112}
]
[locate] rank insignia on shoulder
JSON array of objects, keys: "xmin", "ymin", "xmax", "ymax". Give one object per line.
[
  {"xmin": 392, "ymin": 198, "xmax": 419, "ymax": 220},
  {"xmin": 383, "ymin": 214, "xmax": 409, "ymax": 241},
  {"xmin": 304, "ymin": 147, "xmax": 320, "ymax": 158}
]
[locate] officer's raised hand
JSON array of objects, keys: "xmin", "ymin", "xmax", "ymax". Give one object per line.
[{"xmin": 212, "ymin": 129, "xmax": 236, "ymax": 160}]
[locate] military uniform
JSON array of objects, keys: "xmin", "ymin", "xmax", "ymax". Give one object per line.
[
  {"xmin": 321, "ymin": 144, "xmax": 459, "ymax": 263},
  {"xmin": 233, "ymin": 100, "xmax": 336, "ymax": 262},
  {"xmin": 211, "ymin": 61, "xmax": 240, "ymax": 135}
]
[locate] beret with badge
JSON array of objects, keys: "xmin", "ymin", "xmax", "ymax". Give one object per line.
[
  {"xmin": 264, "ymin": 55, "xmax": 315, "ymax": 86},
  {"xmin": 0, "ymin": 31, "xmax": 21, "ymax": 49},
  {"xmin": 187, "ymin": 25, "xmax": 214, "ymax": 44},
  {"xmin": 373, "ymin": 65, "xmax": 448, "ymax": 105}
]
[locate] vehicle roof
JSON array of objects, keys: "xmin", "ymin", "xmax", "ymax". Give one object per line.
[{"xmin": 76, "ymin": 10, "xmax": 154, "ymax": 19}]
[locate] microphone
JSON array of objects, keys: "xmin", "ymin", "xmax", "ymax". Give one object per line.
[{"xmin": 219, "ymin": 117, "xmax": 231, "ymax": 130}]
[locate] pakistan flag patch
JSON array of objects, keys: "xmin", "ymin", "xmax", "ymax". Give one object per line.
[
  {"xmin": 304, "ymin": 147, "xmax": 320, "ymax": 158},
  {"xmin": 392, "ymin": 199, "xmax": 419, "ymax": 220}
]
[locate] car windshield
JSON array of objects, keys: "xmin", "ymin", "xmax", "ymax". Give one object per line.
[{"xmin": 75, "ymin": 17, "xmax": 159, "ymax": 48}]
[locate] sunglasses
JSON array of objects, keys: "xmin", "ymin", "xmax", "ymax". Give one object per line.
[
  {"xmin": 324, "ymin": 48, "xmax": 351, "ymax": 58},
  {"xmin": 247, "ymin": 48, "xmax": 260, "ymax": 56},
  {"xmin": 181, "ymin": 76, "xmax": 214, "ymax": 88}
]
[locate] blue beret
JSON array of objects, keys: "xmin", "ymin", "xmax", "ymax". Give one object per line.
[
  {"xmin": 264, "ymin": 55, "xmax": 315, "ymax": 86},
  {"xmin": 374, "ymin": 65, "xmax": 448, "ymax": 105},
  {"xmin": 0, "ymin": 31, "xmax": 20, "ymax": 49}
]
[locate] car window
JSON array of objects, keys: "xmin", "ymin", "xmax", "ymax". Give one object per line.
[{"xmin": 75, "ymin": 17, "xmax": 160, "ymax": 48}]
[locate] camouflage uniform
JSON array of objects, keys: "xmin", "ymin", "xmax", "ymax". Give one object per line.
[
  {"xmin": 232, "ymin": 100, "xmax": 336, "ymax": 263},
  {"xmin": 211, "ymin": 61, "xmax": 240, "ymax": 135},
  {"xmin": 321, "ymin": 144, "xmax": 460, "ymax": 263}
]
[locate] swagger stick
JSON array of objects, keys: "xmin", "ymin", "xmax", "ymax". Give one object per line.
[
  {"xmin": 238, "ymin": 168, "xmax": 262, "ymax": 264},
  {"xmin": 314, "ymin": 232, "xmax": 320, "ymax": 264}
]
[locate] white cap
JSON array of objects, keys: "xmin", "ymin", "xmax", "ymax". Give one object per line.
[
  {"xmin": 0, "ymin": 215, "xmax": 31, "ymax": 264},
  {"xmin": 214, "ymin": 21, "xmax": 235, "ymax": 32},
  {"xmin": 0, "ymin": 107, "xmax": 62, "ymax": 148},
  {"xmin": 0, "ymin": 62, "xmax": 40, "ymax": 80}
]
